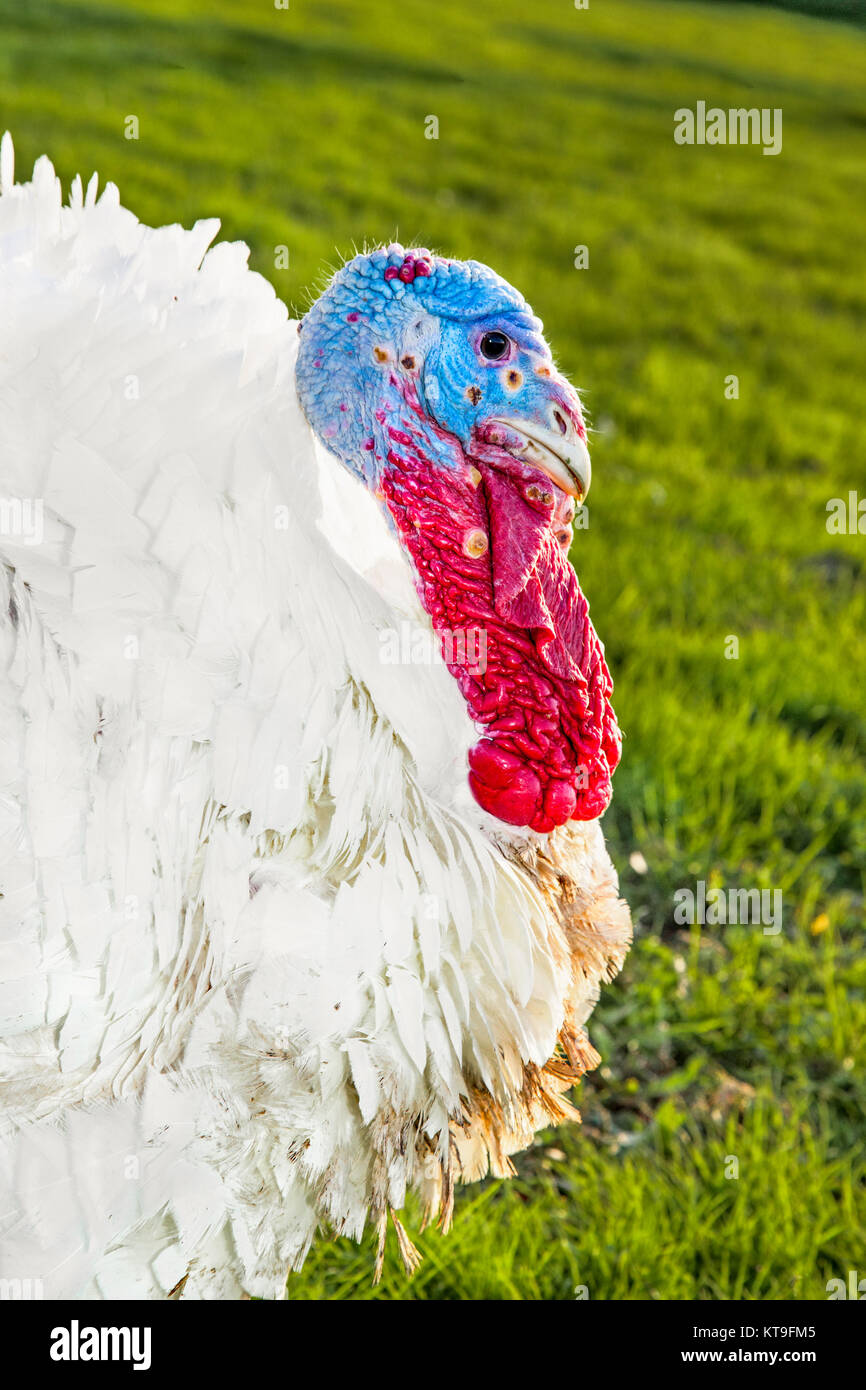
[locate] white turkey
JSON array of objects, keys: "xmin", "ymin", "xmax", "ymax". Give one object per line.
[{"xmin": 0, "ymin": 136, "xmax": 631, "ymax": 1299}]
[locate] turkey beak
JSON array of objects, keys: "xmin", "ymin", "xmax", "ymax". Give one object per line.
[{"xmin": 489, "ymin": 416, "xmax": 591, "ymax": 503}]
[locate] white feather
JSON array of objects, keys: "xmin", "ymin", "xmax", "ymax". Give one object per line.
[{"xmin": 0, "ymin": 138, "xmax": 593, "ymax": 1298}]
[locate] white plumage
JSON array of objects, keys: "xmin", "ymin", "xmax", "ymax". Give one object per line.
[{"xmin": 0, "ymin": 138, "xmax": 630, "ymax": 1298}]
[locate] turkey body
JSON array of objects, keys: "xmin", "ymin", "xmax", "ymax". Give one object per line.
[{"xmin": 0, "ymin": 141, "xmax": 631, "ymax": 1298}]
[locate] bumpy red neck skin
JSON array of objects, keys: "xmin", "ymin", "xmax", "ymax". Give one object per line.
[{"xmin": 379, "ymin": 392, "xmax": 621, "ymax": 834}]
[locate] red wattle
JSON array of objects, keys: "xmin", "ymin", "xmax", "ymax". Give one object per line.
[{"xmin": 380, "ymin": 399, "xmax": 621, "ymax": 833}]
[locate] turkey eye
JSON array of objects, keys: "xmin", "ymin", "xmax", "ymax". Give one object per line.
[{"xmin": 479, "ymin": 331, "xmax": 510, "ymax": 361}]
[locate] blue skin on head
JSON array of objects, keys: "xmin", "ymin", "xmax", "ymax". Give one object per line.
[{"xmin": 295, "ymin": 243, "xmax": 585, "ymax": 494}]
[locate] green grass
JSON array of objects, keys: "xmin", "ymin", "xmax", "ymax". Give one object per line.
[{"xmin": 2, "ymin": 0, "xmax": 864, "ymax": 1300}]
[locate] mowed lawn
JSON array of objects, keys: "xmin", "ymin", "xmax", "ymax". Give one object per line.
[{"xmin": 1, "ymin": 0, "xmax": 864, "ymax": 1299}]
